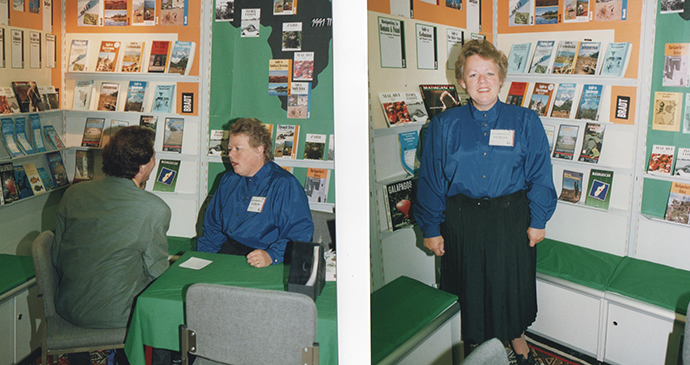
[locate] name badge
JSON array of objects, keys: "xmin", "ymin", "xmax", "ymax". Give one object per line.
[
  {"xmin": 489, "ymin": 129, "xmax": 515, "ymax": 147},
  {"xmin": 247, "ymin": 196, "xmax": 266, "ymax": 213}
]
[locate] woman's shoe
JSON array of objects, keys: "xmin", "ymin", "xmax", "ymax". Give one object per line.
[{"xmin": 515, "ymin": 350, "xmax": 537, "ymax": 365}]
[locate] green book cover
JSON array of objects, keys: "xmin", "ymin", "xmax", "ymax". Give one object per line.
[
  {"xmin": 153, "ymin": 159, "xmax": 180, "ymax": 192},
  {"xmin": 584, "ymin": 169, "xmax": 614, "ymax": 210}
]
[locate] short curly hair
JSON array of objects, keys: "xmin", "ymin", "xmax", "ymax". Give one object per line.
[
  {"xmin": 101, "ymin": 126, "xmax": 155, "ymax": 179},
  {"xmin": 454, "ymin": 39, "xmax": 508, "ymax": 83},
  {"xmin": 229, "ymin": 118, "xmax": 274, "ymax": 162}
]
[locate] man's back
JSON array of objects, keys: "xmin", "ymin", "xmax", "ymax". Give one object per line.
[{"xmin": 53, "ymin": 176, "xmax": 170, "ymax": 328}]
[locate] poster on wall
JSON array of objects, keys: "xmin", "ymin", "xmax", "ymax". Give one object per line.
[
  {"xmin": 0, "ymin": 0, "xmax": 8, "ymax": 25},
  {"xmin": 45, "ymin": 34, "xmax": 56, "ymax": 68},
  {"xmin": 132, "ymin": 0, "xmax": 155, "ymax": 25},
  {"xmin": 466, "ymin": 0, "xmax": 479, "ymax": 32},
  {"xmin": 379, "ymin": 17, "xmax": 406, "ymax": 68},
  {"xmin": 416, "ymin": 24, "xmax": 437, "ymax": 70},
  {"xmin": 563, "ymin": 0, "xmax": 588, "ymax": 23},
  {"xmin": 446, "ymin": 28, "xmax": 463, "ymax": 70},
  {"xmin": 662, "ymin": 43, "xmax": 690, "ymax": 87},
  {"xmin": 78, "ymin": 0, "xmax": 103, "ymax": 26},
  {"xmin": 652, "ymin": 91, "xmax": 682, "ymax": 132},
  {"xmin": 11, "ymin": 29, "xmax": 23, "ymax": 69},
  {"xmin": 29, "ymin": 32, "xmax": 41, "ymax": 69},
  {"xmin": 241, "ymin": 8, "xmax": 260, "ymax": 37},
  {"xmin": 43, "ymin": 0, "xmax": 52, "ymax": 31},
  {"xmin": 390, "ymin": 0, "xmax": 412, "ymax": 18},
  {"xmin": 215, "ymin": 0, "xmax": 233, "ymax": 21},
  {"xmin": 509, "ymin": 0, "xmax": 534, "ymax": 26}
]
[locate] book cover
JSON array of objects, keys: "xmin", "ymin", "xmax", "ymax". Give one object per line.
[
  {"xmin": 72, "ymin": 80, "xmax": 94, "ymax": 110},
  {"xmin": 383, "ymin": 178, "xmax": 416, "ymax": 231},
  {"xmin": 552, "ymin": 40, "xmax": 578, "ymax": 74},
  {"xmin": 153, "ymin": 159, "xmax": 180, "ymax": 192},
  {"xmin": 599, "ymin": 42, "xmax": 632, "ymax": 77},
  {"xmin": 73, "ymin": 149, "xmax": 94, "ymax": 183},
  {"xmin": 652, "ymin": 91, "xmax": 683, "ymax": 132},
  {"xmin": 28, "ymin": 32, "xmax": 40, "ymax": 69},
  {"xmin": 573, "ymin": 41, "xmax": 601, "ymax": 75},
  {"xmin": 665, "ymin": 182, "xmax": 690, "ymax": 224},
  {"xmin": 293, "ymin": 51, "xmax": 314, "ymax": 81},
  {"xmin": 303, "ymin": 133, "xmax": 326, "ymax": 160},
  {"xmin": 559, "ymin": 169, "xmax": 583, "ymax": 203},
  {"xmin": 81, "ymin": 117, "xmax": 105, "ymax": 147},
  {"xmin": 674, "ymin": 147, "xmax": 690, "ymax": 179},
  {"xmin": 23, "ymin": 162, "xmax": 46, "ymax": 195},
  {"xmin": 97, "ymin": 82, "xmax": 120, "ymax": 111},
  {"xmin": 36, "ymin": 167, "xmax": 53, "ymax": 191},
  {"xmin": 151, "ymin": 84, "xmax": 175, "ymax": 113},
  {"xmin": 282, "ymin": 22, "xmax": 302, "ymax": 52},
  {"xmin": 139, "ymin": 115, "xmax": 158, "ymax": 139},
  {"xmin": 241, "ymin": 8, "xmax": 260, "ymax": 37},
  {"xmin": 10, "ymin": 29, "xmax": 23, "ymax": 69},
  {"xmin": 575, "ymin": 84, "xmax": 603, "ymax": 121},
  {"xmin": 273, "ymin": 0, "xmax": 296, "ymax": 15},
  {"xmin": 124, "ymin": 80, "xmax": 147, "ymax": 112},
  {"xmin": 507, "ymin": 42, "xmax": 532, "ymax": 74},
  {"xmin": 379, "ymin": 92, "xmax": 411, "ymax": 127},
  {"xmin": 102, "ymin": 120, "xmax": 128, "ymax": 146},
  {"xmin": 506, "ymin": 81, "xmax": 528, "ymax": 107},
  {"xmin": 0, "ymin": 29, "xmax": 4, "ymax": 69},
  {"xmin": 77, "ymin": 0, "xmax": 102, "ymax": 26},
  {"xmin": 595, "ymin": 0, "xmax": 627, "ymax": 21},
  {"xmin": 509, "ymin": 0, "xmax": 534, "ymax": 26},
  {"xmin": 29, "ymin": 114, "xmax": 45, "ymax": 152},
  {"xmin": 553, "ymin": 124, "xmax": 579, "ymax": 160},
  {"xmin": 0, "ymin": 95, "xmax": 10, "ymax": 114},
  {"xmin": 529, "ymin": 40, "xmax": 555, "ymax": 74},
  {"xmin": 543, "ymin": 124, "xmax": 555, "ymax": 152},
  {"xmin": 579, "ymin": 123, "xmax": 605, "ymax": 163},
  {"xmin": 287, "ymin": 82, "xmax": 311, "ymax": 119},
  {"xmin": 403, "ymin": 91, "xmax": 429, "ymax": 123},
  {"xmin": 327, "ymin": 134, "xmax": 334, "ymax": 161},
  {"xmin": 528, "ymin": 82, "xmax": 555, "ymax": 117},
  {"xmin": 43, "ymin": 125, "xmax": 65, "ymax": 149},
  {"xmin": 46, "ymin": 151, "xmax": 69, "ymax": 188},
  {"xmin": 14, "ymin": 117, "xmax": 36, "ymax": 155},
  {"xmin": 663, "ymin": 43, "xmax": 690, "ymax": 87},
  {"xmin": 13, "ymin": 164, "xmax": 33, "ymax": 199},
  {"xmin": 268, "ymin": 59, "xmax": 291, "ymax": 96},
  {"xmin": 647, "ymin": 145, "xmax": 676, "ymax": 176},
  {"xmin": 68, "ymin": 39, "xmax": 89, "ymax": 71},
  {"xmin": 167, "ymin": 40, "xmax": 195, "ymax": 75},
  {"xmin": 1, "ymin": 87, "xmax": 21, "ymax": 113},
  {"xmin": 12, "ymin": 81, "xmax": 39, "ymax": 113},
  {"xmin": 95, "ymin": 40, "xmax": 120, "ymax": 72},
  {"xmin": 120, "ymin": 41, "xmax": 145, "ymax": 72},
  {"xmin": 208, "ymin": 129, "xmax": 228, "ymax": 157},
  {"xmin": 160, "ymin": 0, "xmax": 187, "ymax": 26},
  {"xmin": 148, "ymin": 40, "xmax": 171, "ymax": 73},
  {"xmin": 104, "ymin": 0, "xmax": 127, "ymax": 26},
  {"xmin": 42, "ymin": 85, "xmax": 59, "ymax": 110},
  {"xmin": 399, "ymin": 130, "xmax": 419, "ymax": 176},
  {"xmin": 585, "ymin": 169, "xmax": 614, "ymax": 210},
  {"xmin": 215, "ymin": 0, "xmax": 234, "ymax": 21},
  {"xmin": 274, "ymin": 124, "xmax": 299, "ymax": 159},
  {"xmin": 162, "ymin": 117, "xmax": 184, "ymax": 152},
  {"xmin": 0, "ymin": 162, "xmax": 19, "ymax": 203},
  {"xmin": 304, "ymin": 167, "xmax": 330, "ymax": 203},
  {"xmin": 1, "ymin": 117, "xmax": 23, "ymax": 157},
  {"xmin": 419, "ymin": 84, "xmax": 461, "ymax": 118},
  {"xmin": 132, "ymin": 0, "xmax": 155, "ymax": 25},
  {"xmin": 550, "ymin": 83, "xmax": 576, "ymax": 118},
  {"xmin": 38, "ymin": 86, "xmax": 52, "ymax": 111}
]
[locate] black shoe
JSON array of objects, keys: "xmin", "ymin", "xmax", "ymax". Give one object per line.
[{"xmin": 515, "ymin": 351, "xmax": 537, "ymax": 365}]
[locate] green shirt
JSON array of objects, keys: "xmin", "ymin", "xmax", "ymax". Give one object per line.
[{"xmin": 53, "ymin": 176, "xmax": 171, "ymax": 328}]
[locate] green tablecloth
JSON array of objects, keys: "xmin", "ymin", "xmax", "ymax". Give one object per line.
[
  {"xmin": 0, "ymin": 254, "xmax": 35, "ymax": 296},
  {"xmin": 124, "ymin": 251, "xmax": 337, "ymax": 364}
]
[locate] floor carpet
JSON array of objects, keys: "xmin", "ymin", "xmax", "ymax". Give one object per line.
[{"xmin": 503, "ymin": 333, "xmax": 605, "ymax": 365}]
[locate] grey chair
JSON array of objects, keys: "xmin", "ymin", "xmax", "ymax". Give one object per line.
[
  {"xmin": 684, "ymin": 302, "xmax": 689, "ymax": 365},
  {"xmin": 31, "ymin": 230, "xmax": 126, "ymax": 365},
  {"xmin": 180, "ymin": 283, "xmax": 319, "ymax": 365},
  {"xmin": 462, "ymin": 338, "xmax": 509, "ymax": 365},
  {"xmin": 311, "ymin": 209, "xmax": 335, "ymax": 251}
]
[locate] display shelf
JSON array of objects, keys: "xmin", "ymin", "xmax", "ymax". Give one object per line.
[
  {"xmin": 643, "ymin": 173, "xmax": 690, "ymax": 184},
  {"xmin": 64, "ymin": 72, "xmax": 200, "ymax": 83},
  {"xmin": 207, "ymin": 155, "xmax": 334, "ymax": 170},
  {"xmin": 555, "ymin": 200, "xmax": 629, "ymax": 217},
  {"xmin": 150, "ymin": 191, "xmax": 197, "ymax": 200},
  {"xmin": 540, "ymin": 116, "xmax": 636, "ymax": 128},
  {"xmin": 0, "ymin": 148, "xmax": 64, "ymax": 163},
  {"xmin": 505, "ymin": 74, "xmax": 638, "ymax": 87},
  {"xmin": 64, "ymin": 110, "xmax": 198, "ymax": 118},
  {"xmin": 309, "ymin": 201, "xmax": 336, "ymax": 213},
  {"xmin": 0, "ymin": 110, "xmax": 64, "ymax": 117},
  {"xmin": 375, "ymin": 172, "xmax": 412, "ymax": 187},
  {"xmin": 0, "ymin": 184, "xmax": 69, "ymax": 209},
  {"xmin": 550, "ymin": 158, "xmax": 634, "ymax": 175},
  {"xmin": 379, "ymin": 225, "xmax": 414, "ymax": 240},
  {"xmin": 640, "ymin": 214, "xmax": 690, "ymax": 229},
  {"xmin": 372, "ymin": 123, "xmax": 426, "ymax": 138}
]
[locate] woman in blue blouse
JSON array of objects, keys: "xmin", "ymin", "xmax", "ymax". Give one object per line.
[{"xmin": 414, "ymin": 40, "xmax": 557, "ymax": 364}]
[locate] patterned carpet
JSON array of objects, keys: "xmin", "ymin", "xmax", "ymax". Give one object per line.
[{"xmin": 503, "ymin": 334, "xmax": 601, "ymax": 365}]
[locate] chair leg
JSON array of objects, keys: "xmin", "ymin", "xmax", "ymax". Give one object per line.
[{"xmin": 41, "ymin": 348, "xmax": 47, "ymax": 365}]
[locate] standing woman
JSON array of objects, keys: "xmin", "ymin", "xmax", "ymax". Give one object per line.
[{"xmin": 414, "ymin": 40, "xmax": 557, "ymax": 364}]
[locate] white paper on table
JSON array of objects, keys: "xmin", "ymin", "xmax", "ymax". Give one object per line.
[{"xmin": 178, "ymin": 257, "xmax": 212, "ymax": 270}]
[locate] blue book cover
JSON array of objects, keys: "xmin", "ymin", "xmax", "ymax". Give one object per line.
[
  {"xmin": 151, "ymin": 84, "xmax": 175, "ymax": 113},
  {"xmin": 599, "ymin": 42, "xmax": 631, "ymax": 77},
  {"xmin": 1, "ymin": 118, "xmax": 24, "ymax": 157},
  {"xmin": 13, "ymin": 165, "xmax": 34, "ymax": 199},
  {"xmin": 29, "ymin": 114, "xmax": 46, "ymax": 152},
  {"xmin": 168, "ymin": 41, "xmax": 195, "ymax": 75},
  {"xmin": 14, "ymin": 117, "xmax": 37, "ymax": 155},
  {"xmin": 46, "ymin": 151, "xmax": 70, "ymax": 188},
  {"xmin": 576, "ymin": 84, "xmax": 604, "ymax": 121},
  {"xmin": 37, "ymin": 167, "xmax": 54, "ymax": 191},
  {"xmin": 507, "ymin": 43, "xmax": 532, "ymax": 74},
  {"xmin": 398, "ymin": 130, "xmax": 419, "ymax": 176},
  {"xmin": 125, "ymin": 81, "xmax": 148, "ymax": 112}
]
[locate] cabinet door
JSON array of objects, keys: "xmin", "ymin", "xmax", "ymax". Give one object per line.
[
  {"xmin": 15, "ymin": 286, "xmax": 41, "ymax": 363},
  {"xmin": 0, "ymin": 298, "xmax": 15, "ymax": 365}
]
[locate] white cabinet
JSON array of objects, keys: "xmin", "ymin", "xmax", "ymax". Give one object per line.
[
  {"xmin": 0, "ymin": 282, "xmax": 40, "ymax": 365},
  {"xmin": 0, "ymin": 297, "xmax": 15, "ymax": 365}
]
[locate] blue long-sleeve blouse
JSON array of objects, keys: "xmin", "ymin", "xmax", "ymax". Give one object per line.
[
  {"xmin": 414, "ymin": 100, "xmax": 557, "ymax": 238},
  {"xmin": 197, "ymin": 161, "xmax": 314, "ymax": 264}
]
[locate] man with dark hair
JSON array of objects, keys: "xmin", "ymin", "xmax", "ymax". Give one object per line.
[
  {"xmin": 52, "ymin": 126, "xmax": 170, "ymax": 363},
  {"xmin": 197, "ymin": 118, "xmax": 313, "ymax": 267}
]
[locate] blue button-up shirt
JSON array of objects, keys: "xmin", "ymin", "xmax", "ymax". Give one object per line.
[
  {"xmin": 414, "ymin": 100, "xmax": 557, "ymax": 238},
  {"xmin": 197, "ymin": 161, "xmax": 314, "ymax": 264}
]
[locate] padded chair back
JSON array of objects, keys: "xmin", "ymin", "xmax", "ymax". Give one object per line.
[
  {"xmin": 311, "ymin": 210, "xmax": 335, "ymax": 250},
  {"xmin": 185, "ymin": 283, "xmax": 318, "ymax": 365},
  {"xmin": 461, "ymin": 338, "xmax": 509, "ymax": 365},
  {"xmin": 31, "ymin": 231, "xmax": 57, "ymax": 319}
]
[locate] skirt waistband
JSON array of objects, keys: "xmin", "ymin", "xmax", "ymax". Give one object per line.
[{"xmin": 449, "ymin": 190, "xmax": 526, "ymax": 209}]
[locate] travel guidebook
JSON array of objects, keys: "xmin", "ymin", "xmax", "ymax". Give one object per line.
[
  {"xmin": 304, "ymin": 168, "xmax": 330, "ymax": 204},
  {"xmin": 1, "ymin": 87, "xmax": 21, "ymax": 113},
  {"xmin": 303, "ymin": 133, "xmax": 326, "ymax": 160},
  {"xmin": 167, "ymin": 40, "xmax": 195, "ymax": 75},
  {"xmin": 81, "ymin": 117, "xmax": 106, "ymax": 147},
  {"xmin": 151, "ymin": 84, "xmax": 175, "ymax": 113},
  {"xmin": 160, "ymin": 0, "xmax": 188, "ymax": 26},
  {"xmin": 132, "ymin": 0, "xmax": 155, "ymax": 25},
  {"xmin": 559, "ymin": 169, "xmax": 583, "ymax": 203},
  {"xmin": 552, "ymin": 40, "xmax": 578, "ymax": 74},
  {"xmin": 585, "ymin": 169, "xmax": 614, "ymax": 210},
  {"xmin": 509, "ymin": 0, "xmax": 534, "ymax": 26},
  {"xmin": 120, "ymin": 41, "xmax": 145, "ymax": 72},
  {"xmin": 162, "ymin": 117, "xmax": 184, "ymax": 152},
  {"xmin": 594, "ymin": 0, "xmax": 627, "ymax": 21},
  {"xmin": 287, "ymin": 82, "xmax": 311, "ymax": 119},
  {"xmin": 14, "ymin": 117, "xmax": 37, "ymax": 155},
  {"xmin": 124, "ymin": 81, "xmax": 147, "ymax": 112},
  {"xmin": 529, "ymin": 40, "xmax": 555, "ymax": 74},
  {"xmin": 647, "ymin": 144, "xmax": 676, "ymax": 176},
  {"xmin": 505, "ymin": 81, "xmax": 528, "ymax": 107},
  {"xmin": 36, "ymin": 167, "xmax": 54, "ymax": 191},
  {"xmin": 274, "ymin": 124, "xmax": 299, "ymax": 159},
  {"xmin": 575, "ymin": 84, "xmax": 603, "ymax": 121},
  {"xmin": 507, "ymin": 42, "xmax": 532, "ymax": 74},
  {"xmin": 543, "ymin": 124, "xmax": 555, "ymax": 152},
  {"xmin": 68, "ymin": 39, "xmax": 89, "ymax": 71},
  {"xmin": 293, "ymin": 51, "xmax": 314, "ymax": 81},
  {"xmin": 404, "ymin": 91, "xmax": 429, "ymax": 123},
  {"xmin": 550, "ymin": 83, "xmax": 576, "ymax": 118},
  {"xmin": 674, "ymin": 148, "xmax": 690, "ymax": 179},
  {"xmin": 552, "ymin": 124, "xmax": 579, "ymax": 160},
  {"xmin": 13, "ymin": 164, "xmax": 33, "ymax": 199},
  {"xmin": 383, "ymin": 178, "xmax": 416, "ymax": 231},
  {"xmin": 12, "ymin": 81, "xmax": 39, "ymax": 113},
  {"xmin": 97, "ymin": 82, "xmax": 120, "ymax": 111},
  {"xmin": 528, "ymin": 82, "xmax": 555, "ymax": 117},
  {"xmin": 73, "ymin": 149, "xmax": 94, "ymax": 183},
  {"xmin": 43, "ymin": 125, "xmax": 65, "ymax": 149},
  {"xmin": 268, "ymin": 59, "xmax": 291, "ymax": 96},
  {"xmin": 29, "ymin": 114, "xmax": 46, "ymax": 152},
  {"xmin": 95, "ymin": 40, "xmax": 120, "ymax": 72},
  {"xmin": 652, "ymin": 91, "xmax": 683, "ymax": 132},
  {"xmin": 663, "ymin": 43, "xmax": 690, "ymax": 87},
  {"xmin": 23, "ymin": 162, "xmax": 46, "ymax": 195},
  {"xmin": 153, "ymin": 159, "xmax": 180, "ymax": 192},
  {"xmin": 72, "ymin": 80, "xmax": 94, "ymax": 110},
  {"xmin": 573, "ymin": 41, "xmax": 601, "ymax": 75},
  {"xmin": 0, "ymin": 162, "xmax": 19, "ymax": 204},
  {"xmin": 665, "ymin": 182, "xmax": 690, "ymax": 224},
  {"xmin": 599, "ymin": 42, "xmax": 632, "ymax": 77},
  {"xmin": 148, "ymin": 40, "xmax": 171, "ymax": 73},
  {"xmin": 579, "ymin": 123, "xmax": 605, "ymax": 163},
  {"xmin": 1, "ymin": 117, "xmax": 23, "ymax": 157},
  {"xmin": 399, "ymin": 130, "xmax": 420, "ymax": 176},
  {"xmin": 379, "ymin": 92, "xmax": 411, "ymax": 127},
  {"xmin": 139, "ymin": 115, "xmax": 158, "ymax": 138},
  {"xmin": 419, "ymin": 84, "xmax": 461, "ymax": 118},
  {"xmin": 46, "ymin": 151, "xmax": 69, "ymax": 188}
]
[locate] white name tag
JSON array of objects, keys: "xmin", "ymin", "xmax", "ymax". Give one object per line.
[
  {"xmin": 247, "ymin": 196, "xmax": 266, "ymax": 213},
  {"xmin": 489, "ymin": 129, "xmax": 515, "ymax": 147}
]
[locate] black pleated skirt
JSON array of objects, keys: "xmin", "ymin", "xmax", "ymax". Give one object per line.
[{"xmin": 439, "ymin": 190, "xmax": 537, "ymax": 344}]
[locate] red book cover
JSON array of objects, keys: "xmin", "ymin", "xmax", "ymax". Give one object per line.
[{"xmin": 148, "ymin": 41, "xmax": 171, "ymax": 73}]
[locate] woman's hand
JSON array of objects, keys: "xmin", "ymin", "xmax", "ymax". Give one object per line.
[
  {"xmin": 527, "ymin": 228, "xmax": 545, "ymax": 247},
  {"xmin": 424, "ymin": 236, "xmax": 445, "ymax": 256}
]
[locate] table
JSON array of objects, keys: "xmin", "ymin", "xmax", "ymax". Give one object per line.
[{"xmin": 124, "ymin": 251, "xmax": 337, "ymax": 364}]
